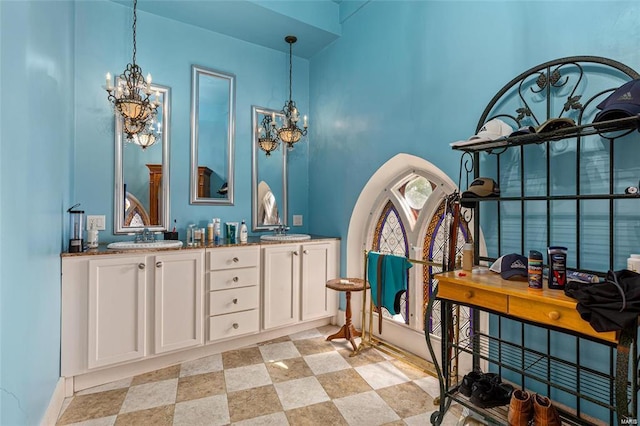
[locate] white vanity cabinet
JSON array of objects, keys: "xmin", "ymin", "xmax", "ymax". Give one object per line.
[
  {"xmin": 262, "ymin": 240, "xmax": 339, "ymax": 330},
  {"xmin": 206, "ymin": 246, "xmax": 260, "ymax": 341},
  {"xmin": 62, "ymin": 249, "xmax": 204, "ymax": 375}
]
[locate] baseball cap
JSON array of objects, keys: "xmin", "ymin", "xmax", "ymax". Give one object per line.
[
  {"xmin": 489, "ymin": 253, "xmax": 528, "ymax": 280},
  {"xmin": 461, "ymin": 178, "xmax": 500, "ymax": 208},
  {"xmin": 593, "ymin": 79, "xmax": 640, "ymax": 123},
  {"xmin": 509, "ymin": 125, "xmax": 536, "ymax": 137},
  {"xmin": 536, "ymin": 117, "xmax": 576, "ymax": 133},
  {"xmin": 450, "ymin": 118, "xmax": 513, "ymax": 148}
]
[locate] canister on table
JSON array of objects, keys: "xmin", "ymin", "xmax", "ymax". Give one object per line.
[
  {"xmin": 547, "ymin": 246, "xmax": 567, "ymax": 290},
  {"xmin": 528, "ymin": 250, "xmax": 543, "ymax": 289}
]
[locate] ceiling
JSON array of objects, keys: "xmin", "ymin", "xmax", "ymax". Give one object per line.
[{"xmin": 111, "ymin": 0, "xmax": 343, "ymax": 58}]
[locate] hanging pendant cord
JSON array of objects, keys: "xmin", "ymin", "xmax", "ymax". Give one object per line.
[
  {"xmin": 132, "ymin": 0, "xmax": 137, "ymax": 66},
  {"xmin": 288, "ymin": 41, "xmax": 293, "ymax": 103}
]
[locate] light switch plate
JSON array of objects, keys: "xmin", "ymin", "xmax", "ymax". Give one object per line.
[
  {"xmin": 293, "ymin": 215, "xmax": 303, "ymax": 226},
  {"xmin": 87, "ymin": 215, "xmax": 106, "ymax": 231}
]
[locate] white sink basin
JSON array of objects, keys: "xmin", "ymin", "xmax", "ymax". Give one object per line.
[
  {"xmin": 107, "ymin": 240, "xmax": 184, "ymax": 250},
  {"xmin": 260, "ymin": 233, "xmax": 311, "ymax": 242}
]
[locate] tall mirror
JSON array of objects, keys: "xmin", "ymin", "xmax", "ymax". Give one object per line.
[
  {"xmin": 114, "ymin": 84, "xmax": 171, "ymax": 234},
  {"xmin": 252, "ymin": 106, "xmax": 287, "ymax": 231},
  {"xmin": 190, "ymin": 65, "xmax": 235, "ymax": 205}
]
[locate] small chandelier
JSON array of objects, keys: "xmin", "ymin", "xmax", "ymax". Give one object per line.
[
  {"xmin": 132, "ymin": 118, "xmax": 160, "ymax": 150},
  {"xmin": 257, "ymin": 113, "xmax": 279, "ymax": 156},
  {"xmin": 105, "ymin": 0, "xmax": 158, "ymax": 141},
  {"xmin": 276, "ymin": 35, "xmax": 308, "ymax": 149}
]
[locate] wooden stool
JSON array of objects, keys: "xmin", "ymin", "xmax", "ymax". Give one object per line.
[{"xmin": 325, "ymin": 278, "xmax": 369, "ymax": 351}]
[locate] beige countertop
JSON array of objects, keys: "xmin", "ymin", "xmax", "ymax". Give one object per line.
[{"xmin": 61, "ymin": 235, "xmax": 340, "ymax": 257}]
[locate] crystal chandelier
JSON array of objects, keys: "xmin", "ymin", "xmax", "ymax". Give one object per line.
[
  {"xmin": 132, "ymin": 118, "xmax": 160, "ymax": 150},
  {"xmin": 257, "ymin": 113, "xmax": 279, "ymax": 156},
  {"xmin": 276, "ymin": 36, "xmax": 308, "ymax": 149},
  {"xmin": 105, "ymin": 0, "xmax": 158, "ymax": 141}
]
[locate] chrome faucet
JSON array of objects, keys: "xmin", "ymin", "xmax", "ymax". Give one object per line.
[
  {"xmin": 135, "ymin": 227, "xmax": 155, "ymax": 243},
  {"xmin": 274, "ymin": 223, "xmax": 290, "ymax": 235}
]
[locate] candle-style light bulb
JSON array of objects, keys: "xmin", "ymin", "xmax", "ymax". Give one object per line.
[
  {"xmin": 146, "ymin": 73, "xmax": 152, "ymax": 85},
  {"xmin": 303, "ymin": 115, "xmax": 308, "ymax": 128},
  {"xmin": 106, "ymin": 72, "xmax": 112, "ymax": 90}
]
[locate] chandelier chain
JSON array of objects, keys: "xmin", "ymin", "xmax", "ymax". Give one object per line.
[
  {"xmin": 132, "ymin": 0, "xmax": 137, "ymax": 65},
  {"xmin": 288, "ymin": 40, "xmax": 292, "ymax": 103}
]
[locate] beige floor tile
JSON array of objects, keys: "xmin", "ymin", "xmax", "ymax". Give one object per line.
[
  {"xmin": 288, "ymin": 328, "xmax": 323, "ymax": 341},
  {"xmin": 389, "ymin": 358, "xmax": 431, "ymax": 380},
  {"xmin": 355, "ymin": 361, "xmax": 410, "ymax": 390},
  {"xmin": 285, "ymin": 401, "xmax": 348, "ymax": 426},
  {"xmin": 113, "ymin": 404, "xmax": 174, "ymax": 426},
  {"xmin": 293, "ymin": 337, "xmax": 336, "ymax": 356},
  {"xmin": 222, "ymin": 346, "xmax": 264, "ymax": 369},
  {"xmin": 316, "ymin": 368, "xmax": 372, "ymax": 399},
  {"xmin": 333, "ymin": 390, "xmax": 400, "ymax": 426},
  {"xmin": 176, "ymin": 371, "xmax": 226, "ymax": 402},
  {"xmin": 316, "ymin": 324, "xmax": 341, "ymax": 337},
  {"xmin": 259, "ymin": 341, "xmax": 301, "ymax": 362},
  {"xmin": 231, "ymin": 411, "xmax": 289, "ymax": 425},
  {"xmin": 67, "ymin": 415, "xmax": 117, "ymax": 426},
  {"xmin": 257, "ymin": 335, "xmax": 291, "ymax": 346},
  {"xmin": 376, "ymin": 381, "xmax": 433, "ymax": 418},
  {"xmin": 57, "ymin": 388, "xmax": 127, "ymax": 425},
  {"xmin": 339, "ymin": 347, "xmax": 386, "ymax": 367},
  {"xmin": 131, "ymin": 365, "xmax": 180, "ymax": 386},
  {"xmin": 304, "ymin": 351, "xmax": 351, "ymax": 375},
  {"xmin": 76, "ymin": 378, "xmax": 133, "ymax": 396},
  {"xmin": 265, "ymin": 357, "xmax": 313, "ymax": 383},
  {"xmin": 227, "ymin": 385, "xmax": 283, "ymax": 423},
  {"xmin": 225, "ymin": 363, "xmax": 272, "ymax": 392}
]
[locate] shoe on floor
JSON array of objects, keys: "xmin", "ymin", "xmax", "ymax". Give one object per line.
[
  {"xmin": 508, "ymin": 389, "xmax": 532, "ymax": 426},
  {"xmin": 459, "ymin": 371, "xmax": 500, "ymax": 397}
]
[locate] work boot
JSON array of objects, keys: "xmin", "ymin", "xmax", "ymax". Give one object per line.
[
  {"xmin": 507, "ymin": 389, "xmax": 532, "ymax": 426},
  {"xmin": 533, "ymin": 394, "xmax": 561, "ymax": 426}
]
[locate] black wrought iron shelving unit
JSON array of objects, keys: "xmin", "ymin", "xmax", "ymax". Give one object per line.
[{"xmin": 426, "ymin": 56, "xmax": 640, "ymax": 425}]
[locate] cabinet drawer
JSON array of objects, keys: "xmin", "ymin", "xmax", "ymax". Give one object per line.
[
  {"xmin": 208, "ymin": 310, "xmax": 259, "ymax": 341},
  {"xmin": 208, "ymin": 286, "xmax": 258, "ymax": 316},
  {"xmin": 208, "ymin": 267, "xmax": 259, "ymax": 291},
  {"xmin": 208, "ymin": 247, "xmax": 259, "ymax": 271},
  {"xmin": 438, "ymin": 284, "xmax": 508, "ymax": 314},
  {"xmin": 509, "ymin": 297, "xmax": 618, "ymax": 343}
]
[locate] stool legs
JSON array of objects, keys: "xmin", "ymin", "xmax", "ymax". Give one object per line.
[{"xmin": 326, "ymin": 290, "xmax": 361, "ymax": 351}]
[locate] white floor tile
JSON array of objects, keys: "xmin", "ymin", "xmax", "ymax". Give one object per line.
[
  {"xmin": 414, "ymin": 375, "xmax": 441, "ymax": 399},
  {"xmin": 273, "ymin": 376, "xmax": 330, "ymax": 410},
  {"xmin": 403, "ymin": 412, "xmax": 431, "ymax": 425},
  {"xmin": 173, "ymin": 394, "xmax": 230, "ymax": 426},
  {"xmin": 355, "ymin": 361, "xmax": 410, "ymax": 389},
  {"xmin": 303, "ymin": 351, "xmax": 351, "ymax": 375},
  {"xmin": 119, "ymin": 378, "xmax": 178, "ymax": 414},
  {"xmin": 231, "ymin": 411, "xmax": 289, "ymax": 426},
  {"xmin": 333, "ymin": 390, "xmax": 400, "ymax": 426},
  {"xmin": 288, "ymin": 328, "xmax": 323, "ymax": 340},
  {"xmin": 75, "ymin": 377, "xmax": 133, "ymax": 396},
  {"xmin": 258, "ymin": 341, "xmax": 301, "ymax": 362},
  {"xmin": 180, "ymin": 353, "xmax": 224, "ymax": 377},
  {"xmin": 224, "ymin": 363, "xmax": 272, "ymax": 393}
]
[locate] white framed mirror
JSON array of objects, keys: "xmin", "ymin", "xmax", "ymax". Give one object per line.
[
  {"xmin": 252, "ymin": 106, "xmax": 287, "ymax": 231},
  {"xmin": 114, "ymin": 84, "xmax": 171, "ymax": 234},
  {"xmin": 190, "ymin": 65, "xmax": 235, "ymax": 205}
]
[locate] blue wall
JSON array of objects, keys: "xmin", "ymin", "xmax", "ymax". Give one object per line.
[
  {"xmin": 74, "ymin": 0, "xmax": 310, "ymax": 241},
  {"xmin": 0, "ymin": 1, "xmax": 74, "ymax": 423}
]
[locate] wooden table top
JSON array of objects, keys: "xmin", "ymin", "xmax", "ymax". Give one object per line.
[{"xmin": 326, "ymin": 278, "xmax": 369, "ymax": 292}]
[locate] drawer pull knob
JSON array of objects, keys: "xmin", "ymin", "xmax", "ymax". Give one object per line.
[
  {"xmin": 138, "ymin": 263, "xmax": 145, "ymax": 270},
  {"xmin": 233, "ymin": 257, "xmax": 239, "ymax": 263},
  {"xmin": 232, "ymin": 323, "xmax": 239, "ymax": 329},
  {"xmin": 232, "ymin": 276, "xmax": 239, "ymax": 282},
  {"xmin": 548, "ymin": 311, "xmax": 560, "ymax": 320},
  {"xmin": 232, "ymin": 298, "xmax": 238, "ymax": 304},
  {"xmin": 156, "ymin": 261, "xmax": 163, "ymax": 268},
  {"xmin": 464, "ymin": 291, "xmax": 473, "ymax": 299},
  {"xmin": 293, "ymin": 251, "xmax": 299, "ymax": 256},
  {"xmin": 303, "ymin": 250, "xmax": 309, "ymax": 254}
]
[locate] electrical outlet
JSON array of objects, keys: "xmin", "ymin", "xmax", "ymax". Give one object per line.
[
  {"xmin": 87, "ymin": 215, "xmax": 106, "ymax": 231},
  {"xmin": 293, "ymin": 215, "xmax": 303, "ymax": 226}
]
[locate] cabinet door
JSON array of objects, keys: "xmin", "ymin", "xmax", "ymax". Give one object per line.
[
  {"xmin": 88, "ymin": 256, "xmax": 147, "ymax": 369},
  {"xmin": 263, "ymin": 244, "xmax": 299, "ymax": 329},
  {"xmin": 301, "ymin": 242, "xmax": 339, "ymax": 320},
  {"xmin": 154, "ymin": 251, "xmax": 204, "ymax": 354}
]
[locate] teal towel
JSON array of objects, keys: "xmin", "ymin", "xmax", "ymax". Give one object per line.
[{"xmin": 367, "ymin": 251, "xmax": 413, "ymax": 315}]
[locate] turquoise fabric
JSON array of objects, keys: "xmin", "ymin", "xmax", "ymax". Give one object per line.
[{"xmin": 367, "ymin": 251, "xmax": 413, "ymax": 314}]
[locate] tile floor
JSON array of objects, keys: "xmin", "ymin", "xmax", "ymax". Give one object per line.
[{"xmin": 56, "ymin": 325, "xmax": 462, "ymax": 426}]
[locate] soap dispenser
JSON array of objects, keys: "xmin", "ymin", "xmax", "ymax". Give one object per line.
[
  {"xmin": 239, "ymin": 220, "xmax": 248, "ymax": 243},
  {"xmin": 87, "ymin": 222, "xmax": 99, "ymax": 249}
]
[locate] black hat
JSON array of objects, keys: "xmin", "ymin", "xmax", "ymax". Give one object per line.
[{"xmin": 593, "ymin": 79, "xmax": 640, "ymax": 123}]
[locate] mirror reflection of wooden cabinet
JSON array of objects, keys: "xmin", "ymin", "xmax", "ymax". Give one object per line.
[
  {"xmin": 146, "ymin": 164, "xmax": 162, "ymax": 226},
  {"xmin": 198, "ymin": 166, "xmax": 212, "ymax": 198}
]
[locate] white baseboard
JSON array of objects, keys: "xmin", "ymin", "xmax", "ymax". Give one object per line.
[{"xmin": 40, "ymin": 377, "xmax": 65, "ymax": 426}]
